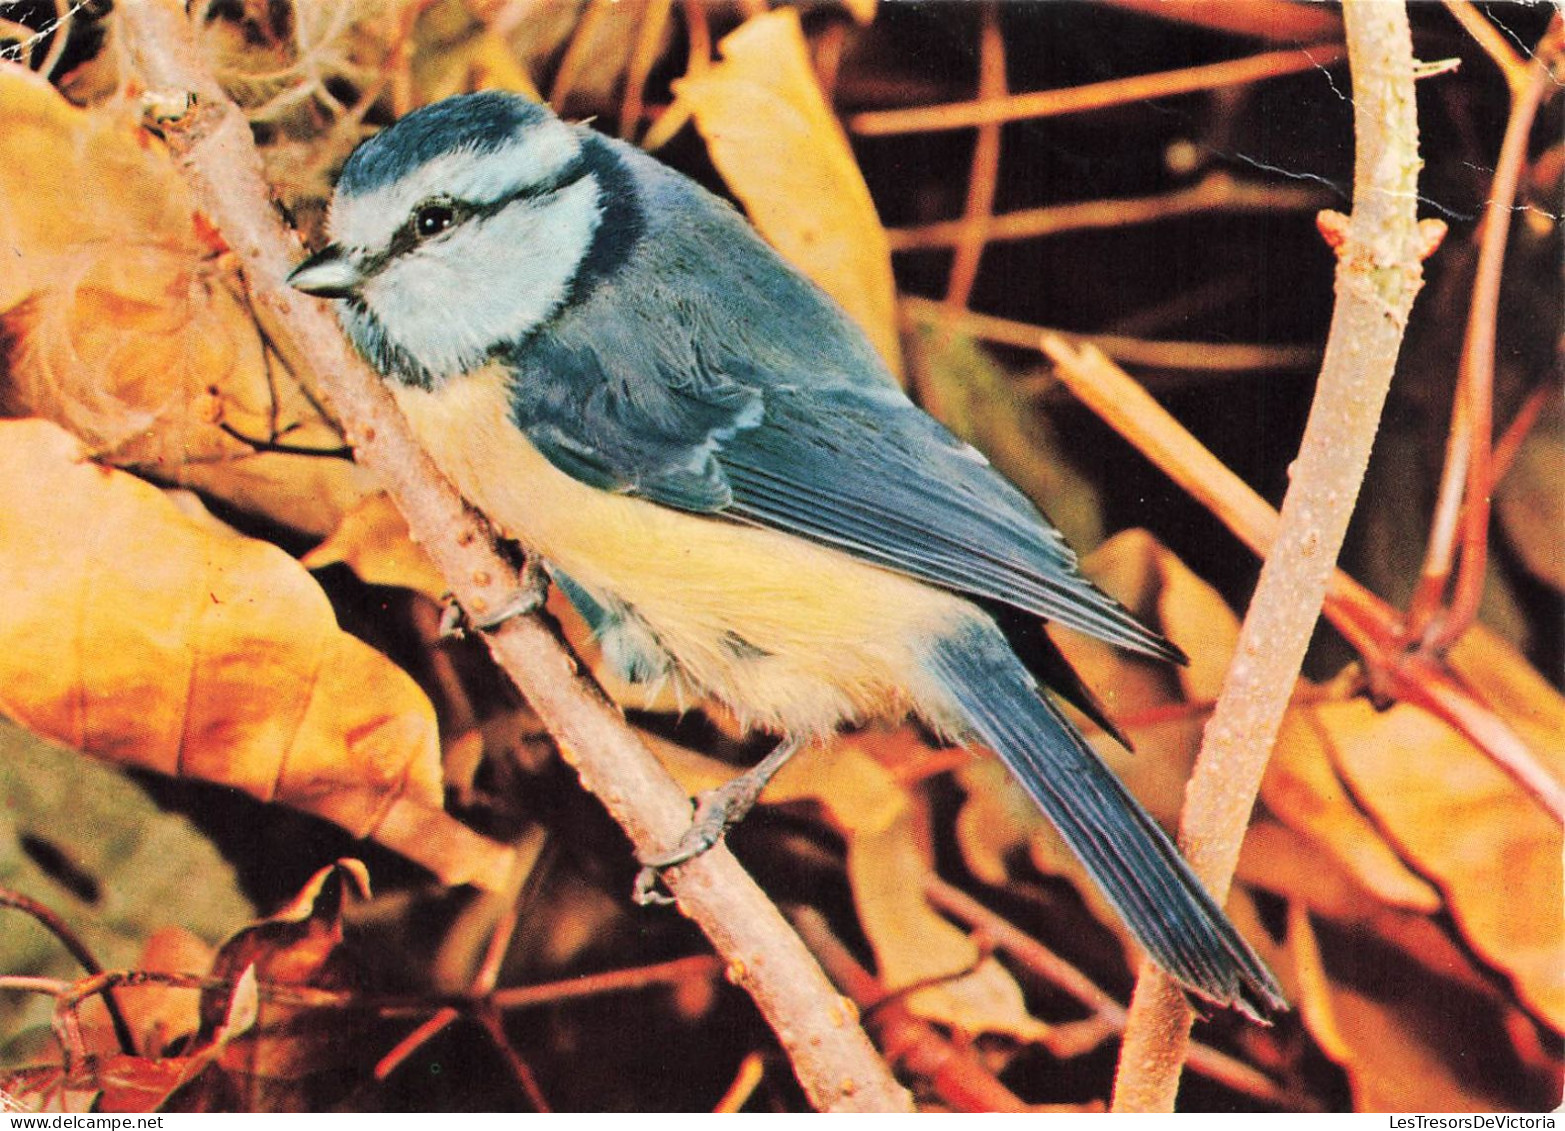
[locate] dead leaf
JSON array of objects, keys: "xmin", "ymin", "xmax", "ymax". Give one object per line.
[
  {"xmin": 1288, "ymin": 906, "xmax": 1537, "ymax": 1111},
  {"xmin": 1319, "ymin": 695, "xmax": 1565, "ymax": 1030},
  {"xmin": 1238, "ymin": 820, "xmax": 1497, "ymax": 998},
  {"xmin": 301, "ymin": 491, "xmax": 448, "ymax": 601},
  {"xmin": 0, "ymin": 66, "xmax": 374, "ymax": 537},
  {"xmin": 183, "ymin": 862, "xmax": 375, "ymax": 1113},
  {"xmin": 0, "ymin": 419, "xmax": 510, "ymax": 889},
  {"xmin": 674, "ymin": 9, "xmax": 902, "ymax": 375},
  {"xmin": 848, "ymin": 805, "xmax": 1048, "ymax": 1042},
  {"xmin": 1263, "ymin": 707, "xmax": 1442, "ymax": 913}
]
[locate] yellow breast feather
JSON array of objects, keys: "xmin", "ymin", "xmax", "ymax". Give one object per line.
[{"xmin": 394, "ymin": 364, "xmax": 976, "ymax": 736}]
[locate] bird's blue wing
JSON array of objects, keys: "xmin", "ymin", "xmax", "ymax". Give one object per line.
[{"xmin": 506, "ymin": 321, "xmax": 1176, "ymax": 662}]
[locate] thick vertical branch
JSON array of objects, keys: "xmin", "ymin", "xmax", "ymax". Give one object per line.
[
  {"xmin": 115, "ymin": 0, "xmax": 910, "ymax": 1112},
  {"xmin": 1110, "ymin": 0, "xmax": 1425, "ymax": 1111}
]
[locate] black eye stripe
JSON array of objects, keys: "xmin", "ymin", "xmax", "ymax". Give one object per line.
[{"xmin": 366, "ymin": 155, "xmax": 596, "ymax": 275}]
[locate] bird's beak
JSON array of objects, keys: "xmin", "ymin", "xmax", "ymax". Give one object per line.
[{"xmin": 287, "ymin": 244, "xmax": 363, "ymax": 299}]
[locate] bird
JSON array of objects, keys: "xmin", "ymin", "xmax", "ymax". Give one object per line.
[{"xmin": 288, "ymin": 90, "xmax": 1285, "ymax": 1019}]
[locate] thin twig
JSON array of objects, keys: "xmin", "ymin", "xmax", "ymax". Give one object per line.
[
  {"xmin": 905, "ymin": 297, "xmax": 1318, "ymax": 374},
  {"xmin": 116, "ymin": 0, "xmax": 910, "ymax": 1112},
  {"xmin": 374, "ymin": 1007, "xmax": 458, "ymax": 1080},
  {"xmin": 713, "ymin": 1051, "xmax": 767, "ymax": 1113},
  {"xmin": 618, "ymin": 0, "xmax": 672, "ymax": 140},
  {"xmin": 1043, "ymin": 340, "xmax": 1565, "ymax": 825},
  {"xmin": 1110, "ymin": 2, "xmax": 1426, "ymax": 1110},
  {"xmin": 788, "ymin": 907, "xmax": 1033, "ymax": 1113},
  {"xmin": 0, "ymin": 887, "xmax": 136, "ymax": 1056},
  {"xmin": 1414, "ymin": 17, "xmax": 1563, "ymax": 654},
  {"xmin": 848, "ymin": 44, "xmax": 1347, "ymax": 136},
  {"xmin": 548, "ymin": 0, "xmax": 609, "ymax": 109},
  {"xmin": 1441, "ymin": 0, "xmax": 1532, "ymax": 98},
  {"xmin": 1096, "ymin": 0, "xmax": 1343, "ymax": 44},
  {"xmin": 943, "ymin": 2, "xmax": 1004, "ymax": 313},
  {"xmin": 889, "ymin": 172, "xmax": 1330, "ymax": 252},
  {"xmin": 38, "ymin": 0, "xmax": 72, "ymax": 80},
  {"xmin": 490, "ymin": 954, "xmax": 721, "ymax": 1010},
  {"xmin": 923, "ymin": 878, "xmax": 1303, "ymax": 1108},
  {"xmin": 476, "ymin": 1004, "xmax": 551, "ymax": 1111}
]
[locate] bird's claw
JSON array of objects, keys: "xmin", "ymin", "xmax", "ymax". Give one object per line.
[
  {"xmin": 632, "ymin": 780, "xmax": 760, "ymax": 905},
  {"xmin": 631, "ymin": 737, "xmax": 806, "ymax": 905},
  {"xmin": 438, "ymin": 559, "xmax": 549, "ymax": 638}
]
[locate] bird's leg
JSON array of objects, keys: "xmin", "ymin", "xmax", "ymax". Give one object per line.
[
  {"xmin": 633, "ymin": 735, "xmax": 807, "ymax": 904},
  {"xmin": 438, "ymin": 556, "xmax": 550, "ymax": 637}
]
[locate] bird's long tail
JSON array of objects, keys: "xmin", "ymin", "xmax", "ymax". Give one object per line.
[{"xmin": 925, "ymin": 622, "xmax": 1285, "ymax": 1020}]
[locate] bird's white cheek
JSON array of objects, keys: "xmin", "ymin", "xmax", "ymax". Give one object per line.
[{"xmin": 362, "ymin": 177, "xmax": 602, "ymax": 379}]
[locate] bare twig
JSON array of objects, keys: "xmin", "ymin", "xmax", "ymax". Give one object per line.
[
  {"xmin": 1441, "ymin": 0, "xmax": 1532, "ymax": 98},
  {"xmin": 1109, "ymin": 2, "xmax": 1426, "ymax": 1110},
  {"xmin": 115, "ymin": 0, "xmax": 909, "ymax": 1112},
  {"xmin": 943, "ymin": 2, "xmax": 1005, "ymax": 313},
  {"xmin": 889, "ymin": 173, "xmax": 1330, "ymax": 252},
  {"xmin": 1410, "ymin": 16, "xmax": 1564, "ymax": 654},
  {"xmin": 848, "ymin": 44, "xmax": 1346, "ymax": 136},
  {"xmin": 905, "ymin": 298, "xmax": 1319, "ymax": 374},
  {"xmin": 713, "ymin": 1051, "xmax": 767, "ymax": 1113},
  {"xmin": 788, "ymin": 907, "xmax": 1033, "ymax": 1113},
  {"xmin": 1043, "ymin": 341, "xmax": 1565, "ymax": 825},
  {"xmin": 1097, "ymin": 0, "xmax": 1343, "ymax": 44},
  {"xmin": 0, "ymin": 887, "xmax": 136, "ymax": 1056},
  {"xmin": 923, "ymin": 879, "xmax": 1303, "ymax": 1108},
  {"xmin": 618, "ymin": 0, "xmax": 672, "ymax": 140},
  {"xmin": 490, "ymin": 954, "xmax": 721, "ymax": 1011}
]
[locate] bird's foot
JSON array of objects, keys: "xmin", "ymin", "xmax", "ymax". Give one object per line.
[
  {"xmin": 438, "ymin": 558, "xmax": 549, "ymax": 638},
  {"xmin": 633, "ymin": 736, "xmax": 805, "ymax": 905}
]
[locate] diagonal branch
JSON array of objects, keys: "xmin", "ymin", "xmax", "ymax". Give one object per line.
[{"xmin": 114, "ymin": 0, "xmax": 910, "ymax": 1112}]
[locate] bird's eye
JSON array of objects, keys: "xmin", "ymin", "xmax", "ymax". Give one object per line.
[{"xmin": 414, "ymin": 202, "xmax": 456, "ymax": 238}]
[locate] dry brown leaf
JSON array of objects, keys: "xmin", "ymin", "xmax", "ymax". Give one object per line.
[
  {"xmin": 1060, "ymin": 532, "xmax": 1444, "ymax": 918},
  {"xmin": 1264, "ymin": 707, "xmax": 1442, "ymax": 913},
  {"xmin": 848, "ymin": 806, "xmax": 1047, "ymax": 1043},
  {"xmin": 808, "ymin": 739, "xmax": 1047, "ymax": 1041},
  {"xmin": 1239, "ymin": 820, "xmax": 1498, "ymax": 998},
  {"xmin": 1287, "ymin": 906, "xmax": 1528, "ymax": 1111},
  {"xmin": 0, "ymin": 419, "xmax": 511, "ymax": 888},
  {"xmin": 0, "ymin": 66, "xmax": 374, "ymax": 537},
  {"xmin": 179, "ymin": 862, "xmax": 373, "ymax": 1111},
  {"xmin": 301, "ymin": 491, "xmax": 449, "ymax": 600},
  {"xmin": 673, "ymin": 9, "xmax": 903, "ymax": 375},
  {"xmin": 1319, "ymin": 694, "xmax": 1565, "ymax": 1030}
]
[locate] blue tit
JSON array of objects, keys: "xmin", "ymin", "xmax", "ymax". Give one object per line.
[{"xmin": 289, "ymin": 91, "xmax": 1284, "ymax": 1018}]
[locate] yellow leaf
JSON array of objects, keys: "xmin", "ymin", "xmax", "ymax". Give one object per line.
[
  {"xmin": 1264, "ymin": 707, "xmax": 1442, "ymax": 913},
  {"xmin": 1319, "ymin": 694, "xmax": 1565, "ymax": 1029},
  {"xmin": 1277, "ymin": 907, "xmax": 1508, "ymax": 1107},
  {"xmin": 674, "ymin": 10, "xmax": 902, "ymax": 376},
  {"xmin": 0, "ymin": 67, "xmax": 372, "ymax": 537},
  {"xmin": 0, "ymin": 419, "xmax": 509, "ymax": 888},
  {"xmin": 1238, "ymin": 820, "xmax": 1492, "ymax": 994},
  {"xmin": 850, "ymin": 806, "xmax": 1047, "ymax": 1042},
  {"xmin": 302, "ymin": 491, "xmax": 448, "ymax": 600}
]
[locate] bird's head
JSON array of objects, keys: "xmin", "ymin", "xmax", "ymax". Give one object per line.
[{"xmin": 288, "ymin": 92, "xmax": 617, "ymax": 389}]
